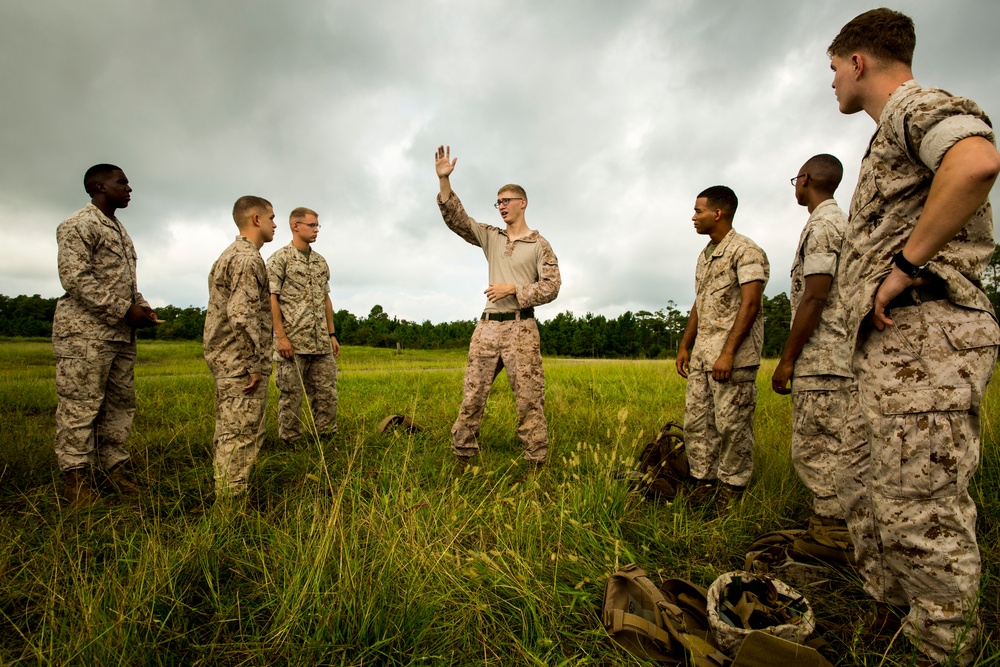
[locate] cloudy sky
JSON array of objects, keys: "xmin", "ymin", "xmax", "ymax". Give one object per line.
[{"xmin": 2, "ymin": 0, "xmax": 998, "ymax": 324}]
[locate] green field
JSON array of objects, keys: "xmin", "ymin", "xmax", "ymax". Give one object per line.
[{"xmin": 0, "ymin": 339, "xmax": 997, "ymax": 666}]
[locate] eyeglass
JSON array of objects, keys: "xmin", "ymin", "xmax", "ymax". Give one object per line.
[
  {"xmin": 790, "ymin": 174, "xmax": 807, "ymax": 186},
  {"xmin": 298, "ymin": 222, "xmax": 321, "ymax": 229},
  {"xmin": 494, "ymin": 197, "xmax": 524, "ymax": 209}
]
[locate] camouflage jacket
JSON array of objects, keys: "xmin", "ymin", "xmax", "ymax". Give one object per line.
[
  {"xmin": 438, "ymin": 192, "xmax": 561, "ymax": 314},
  {"xmin": 204, "ymin": 236, "xmax": 272, "ymax": 378},
  {"xmin": 790, "ymin": 199, "xmax": 852, "ymax": 379},
  {"xmin": 53, "ymin": 203, "xmax": 149, "ymax": 342},
  {"xmin": 267, "ymin": 243, "xmax": 332, "ymax": 355},
  {"xmin": 843, "ymin": 80, "xmax": 997, "ymax": 337},
  {"xmin": 690, "ymin": 229, "xmax": 769, "ymax": 371}
]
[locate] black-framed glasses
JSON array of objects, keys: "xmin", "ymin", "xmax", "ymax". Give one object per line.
[
  {"xmin": 790, "ymin": 174, "xmax": 807, "ymax": 186},
  {"xmin": 494, "ymin": 197, "xmax": 524, "ymax": 209}
]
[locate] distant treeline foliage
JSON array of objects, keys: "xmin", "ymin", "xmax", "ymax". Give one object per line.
[{"xmin": 7, "ymin": 243, "xmax": 1000, "ymax": 357}]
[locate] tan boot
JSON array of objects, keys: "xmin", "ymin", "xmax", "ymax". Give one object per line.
[
  {"xmin": 63, "ymin": 468, "xmax": 100, "ymax": 507},
  {"xmin": 104, "ymin": 463, "xmax": 144, "ymax": 495}
]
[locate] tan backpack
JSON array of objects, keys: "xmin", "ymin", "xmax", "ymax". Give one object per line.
[{"xmin": 602, "ymin": 564, "xmax": 836, "ymax": 666}]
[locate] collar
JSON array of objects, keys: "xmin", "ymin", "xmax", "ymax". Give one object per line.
[
  {"xmin": 499, "ymin": 228, "xmax": 539, "ymax": 243},
  {"xmin": 877, "ymin": 79, "xmax": 919, "ymax": 127},
  {"xmin": 705, "ymin": 228, "xmax": 736, "ymax": 258}
]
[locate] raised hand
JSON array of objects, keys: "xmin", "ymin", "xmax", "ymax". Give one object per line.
[{"xmin": 435, "ymin": 145, "xmax": 457, "ymax": 179}]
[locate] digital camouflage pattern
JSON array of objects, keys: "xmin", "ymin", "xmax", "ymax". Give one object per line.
[
  {"xmin": 267, "ymin": 244, "xmax": 333, "ymax": 355},
  {"xmin": 53, "ymin": 338, "xmax": 135, "ymax": 471},
  {"xmin": 53, "ymin": 204, "xmax": 148, "ymax": 342},
  {"xmin": 438, "ymin": 191, "xmax": 560, "ymax": 315},
  {"xmin": 853, "ymin": 301, "xmax": 997, "ymax": 665},
  {"xmin": 789, "ymin": 199, "xmax": 852, "ymax": 379},
  {"xmin": 683, "ymin": 367, "xmax": 758, "ymax": 487},
  {"xmin": 843, "ymin": 81, "xmax": 999, "ymax": 666},
  {"xmin": 452, "ymin": 318, "xmax": 548, "ymax": 462},
  {"xmin": 204, "ymin": 236, "xmax": 272, "ymax": 495},
  {"xmin": 842, "ymin": 81, "xmax": 996, "ymax": 338},
  {"xmin": 438, "ymin": 191, "xmax": 560, "ymax": 462},
  {"xmin": 790, "ymin": 376, "xmax": 851, "ymax": 519},
  {"xmin": 689, "ymin": 229, "xmax": 769, "ymax": 371},
  {"xmin": 274, "ymin": 352, "xmax": 338, "ymax": 441},
  {"xmin": 53, "ymin": 204, "xmax": 149, "ymax": 471},
  {"xmin": 268, "ymin": 243, "xmax": 339, "ymax": 440},
  {"xmin": 204, "ymin": 236, "xmax": 273, "ymax": 379},
  {"xmin": 212, "ymin": 376, "xmax": 268, "ymax": 496}
]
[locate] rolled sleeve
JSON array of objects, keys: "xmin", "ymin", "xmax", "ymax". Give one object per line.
[
  {"xmin": 918, "ymin": 115, "xmax": 996, "ymax": 172},
  {"xmin": 803, "ymin": 252, "xmax": 838, "ymax": 277}
]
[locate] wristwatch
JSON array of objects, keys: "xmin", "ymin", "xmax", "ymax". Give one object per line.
[{"xmin": 893, "ymin": 251, "xmax": 927, "ymax": 278}]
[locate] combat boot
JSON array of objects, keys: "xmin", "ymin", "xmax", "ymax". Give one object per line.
[
  {"xmin": 104, "ymin": 462, "xmax": 144, "ymax": 495},
  {"xmin": 63, "ymin": 468, "xmax": 100, "ymax": 507}
]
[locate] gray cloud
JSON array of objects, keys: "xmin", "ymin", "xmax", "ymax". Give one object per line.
[{"xmin": 1, "ymin": 0, "xmax": 997, "ymax": 323}]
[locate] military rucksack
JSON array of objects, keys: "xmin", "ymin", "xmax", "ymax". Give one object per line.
[
  {"xmin": 631, "ymin": 421, "xmax": 690, "ymax": 500},
  {"xmin": 602, "ymin": 564, "xmax": 835, "ymax": 666},
  {"xmin": 744, "ymin": 517, "xmax": 855, "ymax": 590}
]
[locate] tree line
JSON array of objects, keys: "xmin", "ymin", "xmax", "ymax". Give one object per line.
[
  {"xmin": 6, "ymin": 242, "xmax": 1000, "ymax": 358},
  {"xmin": 0, "ymin": 293, "xmax": 795, "ymax": 358}
]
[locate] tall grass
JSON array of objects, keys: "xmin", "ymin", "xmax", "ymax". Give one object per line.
[{"xmin": 0, "ymin": 340, "xmax": 996, "ymax": 665}]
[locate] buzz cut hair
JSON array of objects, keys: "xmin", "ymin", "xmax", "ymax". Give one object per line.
[
  {"xmin": 697, "ymin": 185, "xmax": 738, "ymax": 217},
  {"xmin": 497, "ymin": 184, "xmax": 527, "ymax": 199},
  {"xmin": 803, "ymin": 154, "xmax": 844, "ymax": 193},
  {"xmin": 828, "ymin": 8, "xmax": 915, "ymax": 68},
  {"xmin": 232, "ymin": 195, "xmax": 273, "ymax": 227},
  {"xmin": 83, "ymin": 163, "xmax": 123, "ymax": 195},
  {"xmin": 289, "ymin": 207, "xmax": 318, "ymax": 223}
]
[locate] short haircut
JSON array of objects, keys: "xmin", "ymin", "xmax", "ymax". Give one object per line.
[
  {"xmin": 828, "ymin": 8, "xmax": 915, "ymax": 68},
  {"xmin": 232, "ymin": 195, "xmax": 273, "ymax": 227},
  {"xmin": 802, "ymin": 154, "xmax": 844, "ymax": 193},
  {"xmin": 697, "ymin": 185, "xmax": 738, "ymax": 217},
  {"xmin": 83, "ymin": 163, "xmax": 123, "ymax": 195},
  {"xmin": 289, "ymin": 206, "xmax": 318, "ymax": 223},
  {"xmin": 497, "ymin": 184, "xmax": 527, "ymax": 199}
]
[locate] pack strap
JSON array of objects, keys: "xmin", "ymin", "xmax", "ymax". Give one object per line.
[{"xmin": 603, "ymin": 609, "xmax": 676, "ymax": 651}]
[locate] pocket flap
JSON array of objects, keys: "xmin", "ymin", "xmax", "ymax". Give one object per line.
[
  {"xmin": 880, "ymin": 385, "xmax": 971, "ymax": 415},
  {"xmin": 942, "ymin": 316, "xmax": 1000, "ymax": 351}
]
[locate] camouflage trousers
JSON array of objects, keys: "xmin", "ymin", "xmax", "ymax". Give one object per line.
[
  {"xmin": 452, "ymin": 318, "xmax": 547, "ymax": 462},
  {"xmin": 275, "ymin": 352, "xmax": 338, "ymax": 441},
  {"xmin": 791, "ymin": 375, "xmax": 852, "ymax": 519},
  {"xmin": 53, "ymin": 337, "xmax": 135, "ymax": 472},
  {"xmin": 835, "ymin": 383, "xmax": 883, "ymax": 614},
  {"xmin": 212, "ymin": 375, "xmax": 269, "ymax": 496},
  {"xmin": 852, "ymin": 300, "xmax": 998, "ymax": 666},
  {"xmin": 683, "ymin": 366, "xmax": 757, "ymax": 487}
]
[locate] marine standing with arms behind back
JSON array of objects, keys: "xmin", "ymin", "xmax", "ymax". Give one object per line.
[
  {"xmin": 267, "ymin": 207, "xmax": 340, "ymax": 447},
  {"xmin": 53, "ymin": 164, "xmax": 158, "ymax": 506},
  {"xmin": 828, "ymin": 8, "xmax": 1000, "ymax": 664},
  {"xmin": 204, "ymin": 196, "xmax": 277, "ymax": 499},
  {"xmin": 434, "ymin": 145, "xmax": 561, "ymax": 475},
  {"xmin": 675, "ymin": 186, "xmax": 768, "ymax": 506}
]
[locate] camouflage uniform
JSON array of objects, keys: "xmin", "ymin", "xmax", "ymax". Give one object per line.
[
  {"xmin": 204, "ymin": 236, "xmax": 273, "ymax": 495},
  {"xmin": 267, "ymin": 244, "xmax": 338, "ymax": 441},
  {"xmin": 843, "ymin": 80, "xmax": 998, "ymax": 665},
  {"xmin": 788, "ymin": 199, "xmax": 854, "ymax": 519},
  {"xmin": 53, "ymin": 204, "xmax": 149, "ymax": 472},
  {"xmin": 438, "ymin": 191, "xmax": 561, "ymax": 461},
  {"xmin": 685, "ymin": 230, "xmax": 768, "ymax": 487}
]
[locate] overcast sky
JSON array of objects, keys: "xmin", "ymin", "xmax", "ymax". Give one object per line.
[{"xmin": 2, "ymin": 0, "xmax": 998, "ymax": 324}]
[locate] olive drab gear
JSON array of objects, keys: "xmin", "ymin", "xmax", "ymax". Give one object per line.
[{"xmin": 631, "ymin": 421, "xmax": 689, "ymax": 500}]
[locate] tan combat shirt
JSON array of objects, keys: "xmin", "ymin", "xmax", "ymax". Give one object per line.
[
  {"xmin": 690, "ymin": 229, "xmax": 769, "ymax": 371},
  {"xmin": 790, "ymin": 199, "xmax": 852, "ymax": 379},
  {"xmin": 844, "ymin": 80, "xmax": 997, "ymax": 337},
  {"xmin": 438, "ymin": 191, "xmax": 561, "ymax": 314},
  {"xmin": 267, "ymin": 244, "xmax": 332, "ymax": 355},
  {"xmin": 53, "ymin": 204, "xmax": 149, "ymax": 342},
  {"xmin": 204, "ymin": 236, "xmax": 272, "ymax": 378}
]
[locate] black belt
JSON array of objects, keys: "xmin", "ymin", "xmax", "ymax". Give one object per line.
[
  {"xmin": 482, "ymin": 309, "xmax": 534, "ymax": 322},
  {"xmin": 887, "ymin": 281, "xmax": 949, "ymax": 309}
]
